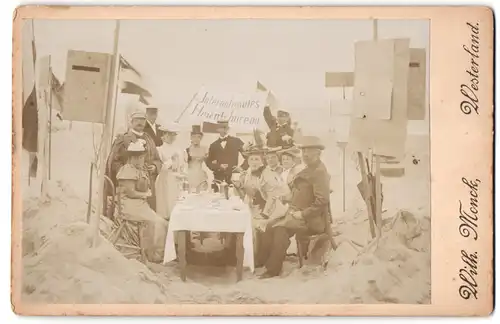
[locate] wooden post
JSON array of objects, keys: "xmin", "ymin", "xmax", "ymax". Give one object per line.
[
  {"xmin": 109, "ymin": 60, "xmax": 123, "ymax": 144},
  {"xmin": 371, "ymin": 18, "xmax": 383, "ymax": 238},
  {"xmin": 339, "ymin": 142, "xmax": 347, "ymax": 213},
  {"xmin": 358, "ymin": 152, "xmax": 376, "ymax": 238},
  {"xmin": 31, "ymin": 21, "xmax": 49, "ymax": 197},
  {"xmin": 178, "ymin": 230, "xmax": 187, "ymax": 282},
  {"xmin": 174, "ymin": 91, "xmax": 198, "ymax": 123},
  {"xmin": 48, "ymin": 55, "xmax": 53, "ymax": 180},
  {"xmin": 86, "ymin": 162, "xmax": 95, "ymax": 223},
  {"xmin": 235, "ymin": 233, "xmax": 244, "ymax": 282},
  {"xmin": 328, "ymin": 98, "xmax": 332, "ymax": 132},
  {"xmin": 91, "ymin": 20, "xmax": 121, "ymax": 247},
  {"xmin": 36, "ymin": 72, "xmax": 49, "ymax": 199},
  {"xmin": 374, "ymin": 155, "xmax": 383, "ymax": 237}
]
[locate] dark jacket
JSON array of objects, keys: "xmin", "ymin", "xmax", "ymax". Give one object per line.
[
  {"xmin": 263, "ymin": 106, "xmax": 294, "ymax": 148},
  {"xmin": 289, "ymin": 160, "xmax": 331, "ymax": 234},
  {"xmin": 144, "ymin": 121, "xmax": 163, "ymax": 147},
  {"xmin": 207, "ymin": 136, "xmax": 245, "ymax": 182},
  {"xmin": 105, "ymin": 130, "xmax": 162, "ymax": 186}
]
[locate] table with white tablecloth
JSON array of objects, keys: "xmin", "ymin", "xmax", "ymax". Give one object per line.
[{"xmin": 163, "ymin": 193, "xmax": 255, "ymax": 281}]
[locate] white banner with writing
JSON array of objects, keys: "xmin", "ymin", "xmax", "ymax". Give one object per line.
[{"xmin": 179, "ymin": 86, "xmax": 269, "ymax": 132}]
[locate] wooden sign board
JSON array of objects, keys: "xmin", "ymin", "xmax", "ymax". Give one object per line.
[
  {"xmin": 325, "ymin": 48, "xmax": 427, "ymax": 121},
  {"xmin": 352, "ymin": 40, "xmax": 395, "ymax": 121},
  {"xmin": 325, "ymin": 72, "xmax": 354, "ymax": 87},
  {"xmin": 349, "ymin": 39, "xmax": 410, "ymax": 159},
  {"xmin": 379, "ymin": 156, "xmax": 405, "ymax": 178},
  {"xmin": 62, "ymin": 50, "xmax": 112, "ymax": 123},
  {"xmin": 407, "ymin": 48, "xmax": 427, "ymax": 120}
]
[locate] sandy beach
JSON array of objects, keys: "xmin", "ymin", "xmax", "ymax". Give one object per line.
[{"xmin": 20, "ymin": 119, "xmax": 430, "ymax": 304}]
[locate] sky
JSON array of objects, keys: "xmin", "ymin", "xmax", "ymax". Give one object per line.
[{"xmin": 26, "ymin": 19, "xmax": 430, "ymax": 134}]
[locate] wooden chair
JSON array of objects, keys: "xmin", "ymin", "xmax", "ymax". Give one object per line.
[
  {"xmin": 296, "ymin": 206, "xmax": 337, "ymax": 269},
  {"xmin": 105, "ymin": 175, "xmax": 147, "ymax": 263}
]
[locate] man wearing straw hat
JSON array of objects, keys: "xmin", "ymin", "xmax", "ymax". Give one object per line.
[
  {"xmin": 257, "ymin": 136, "xmax": 331, "ymax": 279},
  {"xmin": 206, "ymin": 119, "xmax": 246, "ymax": 192},
  {"xmin": 104, "ymin": 108, "xmax": 163, "ymax": 217}
]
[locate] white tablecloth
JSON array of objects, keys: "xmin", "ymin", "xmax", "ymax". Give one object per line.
[{"xmin": 162, "ymin": 193, "xmax": 255, "ymax": 271}]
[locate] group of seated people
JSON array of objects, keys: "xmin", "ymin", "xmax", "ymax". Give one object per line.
[
  {"xmin": 103, "ymin": 103, "xmax": 333, "ymax": 279},
  {"xmin": 231, "ymin": 138, "xmax": 331, "ymax": 278}
]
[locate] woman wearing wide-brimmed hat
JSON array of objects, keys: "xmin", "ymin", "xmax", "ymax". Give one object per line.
[
  {"xmin": 278, "ymin": 146, "xmax": 305, "ymax": 189},
  {"xmin": 234, "ymin": 144, "xmax": 267, "ymax": 206},
  {"xmin": 259, "ymin": 146, "xmax": 289, "ymax": 217},
  {"xmin": 155, "ymin": 122, "xmax": 186, "ymax": 222},
  {"xmin": 115, "ymin": 139, "xmax": 168, "ymax": 262},
  {"xmin": 185, "ymin": 125, "xmax": 209, "ymax": 193},
  {"xmin": 232, "ymin": 143, "xmax": 268, "ymax": 261}
]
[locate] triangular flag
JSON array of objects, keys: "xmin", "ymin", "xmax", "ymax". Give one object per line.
[
  {"xmin": 119, "ymin": 55, "xmax": 152, "ymax": 98},
  {"xmin": 256, "ymin": 81, "xmax": 268, "ymax": 92}
]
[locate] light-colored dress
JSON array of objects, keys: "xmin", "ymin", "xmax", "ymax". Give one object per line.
[
  {"xmin": 238, "ymin": 167, "xmax": 266, "ymax": 254},
  {"xmin": 186, "ymin": 145, "xmax": 209, "ymax": 192},
  {"xmin": 259, "ymin": 166, "xmax": 290, "ymax": 225},
  {"xmin": 259, "ymin": 166, "xmax": 288, "ymax": 203},
  {"xmin": 155, "ymin": 143, "xmax": 186, "ymax": 221},
  {"xmin": 277, "ymin": 163, "xmax": 305, "ymax": 255},
  {"xmin": 281, "ymin": 163, "xmax": 305, "ymax": 191},
  {"xmin": 116, "ymin": 164, "xmax": 167, "ymax": 257}
]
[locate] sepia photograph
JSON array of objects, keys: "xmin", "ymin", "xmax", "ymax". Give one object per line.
[
  {"xmin": 11, "ymin": 6, "xmax": 494, "ymax": 316},
  {"xmin": 18, "ymin": 16, "xmax": 431, "ymax": 306}
]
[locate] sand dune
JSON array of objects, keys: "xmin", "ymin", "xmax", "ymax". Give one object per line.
[{"xmin": 20, "ymin": 119, "xmax": 430, "ymax": 304}]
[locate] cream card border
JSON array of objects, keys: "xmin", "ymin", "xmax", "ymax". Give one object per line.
[{"xmin": 11, "ymin": 5, "xmax": 494, "ymax": 316}]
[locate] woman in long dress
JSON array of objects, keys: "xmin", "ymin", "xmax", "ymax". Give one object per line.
[
  {"xmin": 232, "ymin": 146, "xmax": 269, "ymax": 264},
  {"xmin": 155, "ymin": 123, "xmax": 186, "ymax": 221},
  {"xmin": 277, "ymin": 146, "xmax": 305, "ymax": 256},
  {"xmin": 260, "ymin": 147, "xmax": 288, "ymax": 212},
  {"xmin": 186, "ymin": 125, "xmax": 209, "ymax": 193},
  {"xmin": 116, "ymin": 139, "xmax": 168, "ymax": 262}
]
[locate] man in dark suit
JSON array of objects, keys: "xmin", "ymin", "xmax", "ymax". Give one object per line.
[
  {"xmin": 206, "ymin": 120, "xmax": 245, "ymax": 192},
  {"xmin": 257, "ymin": 136, "xmax": 332, "ymax": 279},
  {"xmin": 144, "ymin": 105, "xmax": 163, "ymax": 147}
]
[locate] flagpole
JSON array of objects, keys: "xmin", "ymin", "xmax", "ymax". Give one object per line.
[
  {"xmin": 109, "ymin": 57, "xmax": 122, "ymax": 144},
  {"xmin": 33, "ymin": 21, "xmax": 49, "ymax": 198},
  {"xmin": 174, "ymin": 91, "xmax": 198, "ymax": 123},
  {"xmin": 27, "ymin": 19, "xmax": 36, "ymax": 186},
  {"xmin": 48, "ymin": 55, "xmax": 53, "ymax": 180},
  {"xmin": 91, "ymin": 20, "xmax": 121, "ymax": 248}
]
